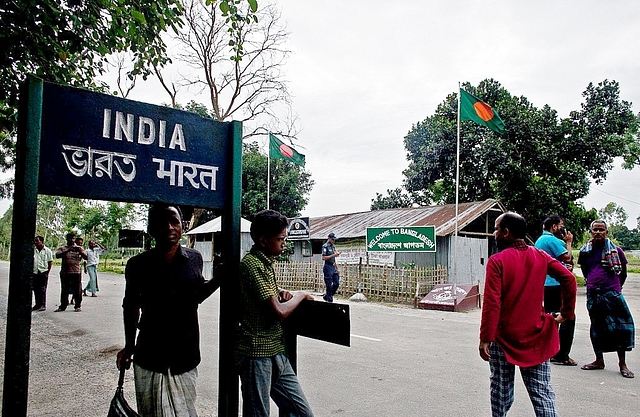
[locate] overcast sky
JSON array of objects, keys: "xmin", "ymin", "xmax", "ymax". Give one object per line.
[
  {"xmin": 275, "ymin": 0, "xmax": 640, "ymax": 227},
  {"xmin": 4, "ymin": 0, "xmax": 640, "ymax": 228}
]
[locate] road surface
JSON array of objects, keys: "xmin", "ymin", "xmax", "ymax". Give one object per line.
[{"xmin": 0, "ymin": 261, "xmax": 638, "ymax": 416}]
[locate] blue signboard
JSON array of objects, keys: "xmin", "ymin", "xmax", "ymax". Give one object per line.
[{"xmin": 39, "ymin": 82, "xmax": 232, "ymax": 209}]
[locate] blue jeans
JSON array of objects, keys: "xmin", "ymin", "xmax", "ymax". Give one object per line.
[
  {"xmin": 236, "ymin": 353, "xmax": 313, "ymax": 417},
  {"xmin": 322, "ymin": 264, "xmax": 340, "ymax": 302}
]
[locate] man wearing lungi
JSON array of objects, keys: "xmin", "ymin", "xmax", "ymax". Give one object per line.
[
  {"xmin": 117, "ymin": 204, "xmax": 220, "ymax": 416},
  {"xmin": 577, "ymin": 219, "xmax": 635, "ymax": 378}
]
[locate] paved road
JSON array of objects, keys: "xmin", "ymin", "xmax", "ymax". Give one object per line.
[{"xmin": 0, "ymin": 261, "xmax": 638, "ymax": 416}]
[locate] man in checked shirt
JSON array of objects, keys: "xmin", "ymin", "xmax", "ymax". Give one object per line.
[{"xmin": 235, "ymin": 209, "xmax": 314, "ymax": 417}]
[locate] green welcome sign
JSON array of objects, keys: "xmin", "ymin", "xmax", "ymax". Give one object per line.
[{"xmin": 366, "ymin": 226, "xmax": 436, "ymax": 252}]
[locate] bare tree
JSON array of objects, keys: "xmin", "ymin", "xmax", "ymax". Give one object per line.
[
  {"xmin": 158, "ymin": 0, "xmax": 299, "ymax": 139},
  {"xmin": 153, "ymin": 0, "xmax": 304, "ymax": 231},
  {"xmin": 107, "ymin": 52, "xmax": 138, "ymax": 98},
  {"xmin": 154, "ymin": 64, "xmax": 180, "ymax": 108}
]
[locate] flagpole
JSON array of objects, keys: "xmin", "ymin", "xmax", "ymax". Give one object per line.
[
  {"xmin": 453, "ymin": 83, "xmax": 461, "ymax": 310},
  {"xmin": 267, "ymin": 134, "xmax": 271, "ymax": 210}
]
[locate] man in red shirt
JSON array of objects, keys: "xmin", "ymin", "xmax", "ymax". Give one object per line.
[{"xmin": 479, "ymin": 212, "xmax": 577, "ymax": 417}]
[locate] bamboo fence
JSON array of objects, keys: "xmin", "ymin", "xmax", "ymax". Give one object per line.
[{"xmin": 274, "ymin": 261, "xmax": 448, "ymax": 306}]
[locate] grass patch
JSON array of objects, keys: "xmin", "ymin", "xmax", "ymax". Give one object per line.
[
  {"xmin": 572, "ymin": 250, "xmax": 640, "ymax": 274},
  {"xmin": 99, "ymin": 260, "xmax": 127, "ymax": 275},
  {"xmin": 52, "ymin": 255, "xmax": 134, "ymax": 275},
  {"xmin": 626, "ymin": 257, "xmax": 640, "ymax": 273}
]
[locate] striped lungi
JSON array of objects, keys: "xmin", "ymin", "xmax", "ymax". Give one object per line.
[{"xmin": 134, "ymin": 364, "xmax": 198, "ymax": 417}]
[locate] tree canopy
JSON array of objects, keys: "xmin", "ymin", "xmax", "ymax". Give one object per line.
[
  {"xmin": 0, "ymin": 0, "xmax": 185, "ymax": 197},
  {"xmin": 33, "ymin": 196, "xmax": 143, "ymax": 248},
  {"xmin": 370, "ymin": 187, "xmax": 414, "ymax": 210},
  {"xmin": 241, "ymin": 141, "xmax": 313, "ymax": 218},
  {"xmin": 593, "ymin": 202, "xmax": 640, "ymax": 250},
  {"xmin": 388, "ymin": 79, "xmax": 636, "ymax": 236},
  {"xmin": 0, "ymin": 196, "xmax": 143, "ymax": 259}
]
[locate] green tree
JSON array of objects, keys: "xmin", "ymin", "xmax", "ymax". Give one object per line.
[
  {"xmin": 0, "ymin": 0, "xmax": 185, "ymax": 197},
  {"xmin": 398, "ymin": 78, "xmax": 636, "ymax": 236},
  {"xmin": 81, "ymin": 200, "xmax": 143, "ymax": 247},
  {"xmin": 597, "ymin": 202, "xmax": 628, "ymax": 227},
  {"xmin": 241, "ymin": 142, "xmax": 313, "ymax": 218},
  {"xmin": 622, "ymin": 113, "xmax": 640, "ymax": 169},
  {"xmin": 370, "ymin": 188, "xmax": 413, "ymax": 210},
  {"xmin": 35, "ymin": 195, "xmax": 73, "ymax": 243},
  {"xmin": 611, "ymin": 226, "xmax": 640, "ymax": 250},
  {"xmin": 0, "ymin": 206, "xmax": 13, "ymax": 259},
  {"xmin": 564, "ymin": 201, "xmax": 598, "ymax": 246},
  {"xmin": 32, "ymin": 196, "xmax": 142, "ymax": 249}
]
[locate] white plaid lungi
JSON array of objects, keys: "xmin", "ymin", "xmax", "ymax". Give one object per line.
[{"xmin": 134, "ymin": 364, "xmax": 198, "ymax": 417}]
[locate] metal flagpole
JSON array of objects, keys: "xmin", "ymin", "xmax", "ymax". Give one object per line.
[
  {"xmin": 267, "ymin": 134, "xmax": 271, "ymax": 210},
  {"xmin": 453, "ymin": 83, "xmax": 461, "ymax": 310}
]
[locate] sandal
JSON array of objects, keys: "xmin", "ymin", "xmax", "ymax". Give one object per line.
[
  {"xmin": 554, "ymin": 358, "xmax": 577, "ymax": 366},
  {"xmin": 581, "ymin": 362, "xmax": 605, "ymax": 370},
  {"xmin": 620, "ymin": 369, "xmax": 634, "ymax": 378},
  {"xmin": 74, "ymin": 307, "xmax": 82, "ymax": 312}
]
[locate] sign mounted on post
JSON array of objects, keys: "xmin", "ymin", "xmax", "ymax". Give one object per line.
[
  {"xmin": 366, "ymin": 226, "xmax": 436, "ymax": 252},
  {"xmin": 38, "ymin": 82, "xmax": 232, "ymax": 209},
  {"xmin": 2, "ymin": 78, "xmax": 244, "ymax": 417},
  {"xmin": 287, "ymin": 217, "xmax": 310, "ymax": 240}
]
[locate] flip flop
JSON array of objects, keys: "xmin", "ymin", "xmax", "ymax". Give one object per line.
[
  {"xmin": 581, "ymin": 363, "xmax": 605, "ymax": 370},
  {"xmin": 620, "ymin": 369, "xmax": 635, "ymax": 378},
  {"xmin": 554, "ymin": 358, "xmax": 577, "ymax": 366}
]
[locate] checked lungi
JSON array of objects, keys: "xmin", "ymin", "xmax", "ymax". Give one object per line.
[
  {"xmin": 488, "ymin": 343, "xmax": 558, "ymax": 417},
  {"xmin": 587, "ymin": 288, "xmax": 635, "ymax": 353}
]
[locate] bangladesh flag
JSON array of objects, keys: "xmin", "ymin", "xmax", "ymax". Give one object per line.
[
  {"xmin": 460, "ymin": 89, "xmax": 505, "ymax": 134},
  {"xmin": 269, "ymin": 133, "xmax": 306, "ymax": 167}
]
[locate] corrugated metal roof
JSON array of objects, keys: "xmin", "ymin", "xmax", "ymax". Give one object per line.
[
  {"xmin": 308, "ymin": 199, "xmax": 505, "ymax": 240},
  {"xmin": 185, "ymin": 216, "xmax": 252, "ymax": 235}
]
